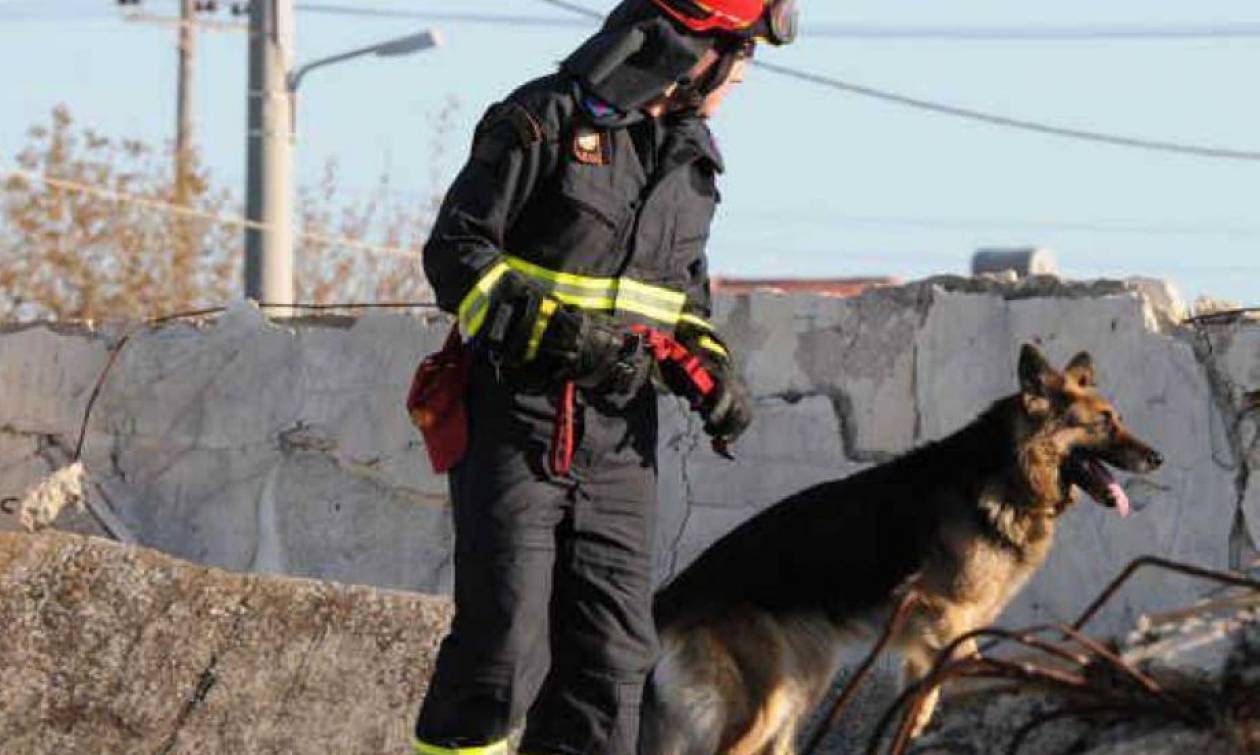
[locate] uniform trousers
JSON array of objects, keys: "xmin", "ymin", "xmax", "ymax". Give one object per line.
[{"xmin": 415, "ymin": 358, "xmax": 659, "ymax": 754}]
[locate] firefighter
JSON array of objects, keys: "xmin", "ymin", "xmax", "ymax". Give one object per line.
[{"xmin": 412, "ymin": 0, "xmax": 798, "ymax": 752}]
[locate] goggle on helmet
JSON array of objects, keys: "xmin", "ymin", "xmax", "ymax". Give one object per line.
[{"xmin": 650, "ymin": 0, "xmax": 799, "ymax": 47}]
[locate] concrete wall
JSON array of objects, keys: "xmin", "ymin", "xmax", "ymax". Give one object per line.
[{"xmin": 2, "ymin": 277, "xmax": 1257, "ymax": 638}]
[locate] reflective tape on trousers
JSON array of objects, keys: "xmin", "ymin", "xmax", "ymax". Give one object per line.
[{"xmin": 413, "ymin": 738, "xmax": 510, "ymax": 755}]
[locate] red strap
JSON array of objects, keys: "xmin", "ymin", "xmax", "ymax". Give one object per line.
[
  {"xmin": 630, "ymin": 325, "xmax": 716, "ymax": 399},
  {"xmin": 680, "ymin": 354, "xmax": 715, "ymax": 396},
  {"xmin": 545, "ymin": 328, "xmax": 714, "ymax": 476},
  {"xmin": 549, "ymin": 380, "xmax": 577, "ymax": 477}
]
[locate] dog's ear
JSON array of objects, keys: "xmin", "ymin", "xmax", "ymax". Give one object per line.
[
  {"xmin": 1064, "ymin": 352, "xmax": 1096, "ymax": 388},
  {"xmin": 1019, "ymin": 344, "xmax": 1060, "ymax": 416}
]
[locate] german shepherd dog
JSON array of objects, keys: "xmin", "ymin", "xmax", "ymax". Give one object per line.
[{"xmin": 639, "ymin": 344, "xmax": 1164, "ymax": 754}]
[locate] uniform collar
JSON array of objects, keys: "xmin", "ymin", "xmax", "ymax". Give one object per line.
[
  {"xmin": 665, "ymin": 113, "xmax": 725, "ymax": 174},
  {"xmin": 576, "ymin": 83, "xmax": 645, "ymax": 128},
  {"xmin": 574, "ymin": 83, "xmax": 726, "ymax": 175}
]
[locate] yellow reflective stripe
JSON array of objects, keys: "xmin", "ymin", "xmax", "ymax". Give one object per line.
[
  {"xmin": 697, "ymin": 335, "xmax": 729, "ymax": 359},
  {"xmin": 456, "ymin": 256, "xmax": 692, "ymax": 337},
  {"xmin": 524, "ymin": 297, "xmax": 558, "ymax": 362},
  {"xmin": 456, "ymin": 261, "xmax": 511, "ymax": 338},
  {"xmin": 413, "ymin": 738, "xmax": 510, "ymax": 755},
  {"xmin": 551, "ymin": 290, "xmax": 615, "ymax": 311},
  {"xmin": 615, "ymin": 279, "xmax": 686, "ymax": 323},
  {"xmin": 614, "ymin": 297, "xmax": 685, "ymax": 324},
  {"xmin": 503, "ymin": 255, "xmax": 686, "ymax": 326},
  {"xmin": 679, "ymin": 313, "xmax": 716, "ymax": 332},
  {"xmin": 618, "ymin": 278, "xmax": 686, "ymax": 309},
  {"xmin": 506, "ymin": 255, "xmax": 613, "ymax": 291}
]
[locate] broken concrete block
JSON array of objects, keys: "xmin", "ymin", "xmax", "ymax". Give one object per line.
[{"xmin": 0, "ymin": 530, "xmax": 453, "ymax": 755}]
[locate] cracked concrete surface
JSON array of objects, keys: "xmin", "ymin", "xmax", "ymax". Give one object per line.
[
  {"xmin": 1190, "ymin": 322, "xmax": 1260, "ymax": 564},
  {"xmin": 1, "ymin": 281, "xmax": 1257, "ymax": 640},
  {"xmin": 0, "ymin": 530, "xmax": 452, "ymax": 754}
]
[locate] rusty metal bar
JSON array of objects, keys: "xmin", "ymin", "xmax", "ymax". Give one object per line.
[
  {"xmin": 1072, "ymin": 556, "xmax": 1260, "ymax": 633},
  {"xmin": 802, "ymin": 591, "xmax": 921, "ymax": 754}
]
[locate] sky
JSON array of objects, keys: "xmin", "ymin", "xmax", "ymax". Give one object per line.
[{"xmin": 2, "ymin": 0, "xmax": 1258, "ymax": 304}]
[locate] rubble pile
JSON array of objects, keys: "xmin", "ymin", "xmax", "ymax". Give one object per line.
[{"xmin": 911, "ymin": 594, "xmax": 1260, "ymax": 755}]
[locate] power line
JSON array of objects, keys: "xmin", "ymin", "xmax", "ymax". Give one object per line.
[
  {"xmin": 0, "ymin": 9, "xmax": 115, "ymax": 22},
  {"xmin": 524, "ymin": 0, "xmax": 1260, "ymax": 163},
  {"xmin": 0, "ymin": 0, "xmax": 107, "ymax": 14},
  {"xmin": 296, "ymin": 3, "xmax": 584, "ymax": 29},
  {"xmin": 730, "ymin": 211, "xmax": 1260, "ymax": 238},
  {"xmin": 292, "ymin": 3, "xmax": 1260, "ymax": 40},
  {"xmin": 0, "ymin": 164, "xmax": 423, "ymax": 261},
  {"xmin": 17, "ymin": 0, "xmax": 1256, "ymax": 40},
  {"xmin": 500, "ymin": 1, "xmax": 1260, "ymax": 41},
  {"xmin": 802, "ymin": 24, "xmax": 1260, "ymax": 41},
  {"xmin": 752, "ymin": 61, "xmax": 1260, "ymax": 162},
  {"xmin": 527, "ymin": 0, "xmax": 602, "ymax": 20},
  {"xmin": 121, "ymin": 11, "xmax": 248, "ymax": 32}
]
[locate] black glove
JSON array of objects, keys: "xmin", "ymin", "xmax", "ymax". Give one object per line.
[
  {"xmin": 697, "ymin": 361, "xmax": 753, "ymax": 445},
  {"xmin": 541, "ymin": 305, "xmax": 651, "ymax": 395},
  {"xmin": 658, "ymin": 326, "xmax": 754, "ymax": 446},
  {"xmin": 477, "ymin": 271, "xmax": 648, "ymax": 395},
  {"xmin": 480, "ymin": 271, "xmax": 546, "ymax": 366}
]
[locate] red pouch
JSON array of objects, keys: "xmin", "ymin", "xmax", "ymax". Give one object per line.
[{"xmin": 406, "ymin": 325, "xmax": 471, "ymax": 474}]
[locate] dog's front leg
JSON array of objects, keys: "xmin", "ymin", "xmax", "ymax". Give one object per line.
[
  {"xmin": 900, "ymin": 647, "xmax": 939, "ymax": 739},
  {"xmin": 901, "ymin": 636, "xmax": 980, "ymax": 739}
]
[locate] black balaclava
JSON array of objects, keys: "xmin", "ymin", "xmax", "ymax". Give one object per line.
[{"xmin": 561, "ymin": 0, "xmax": 717, "ymax": 117}]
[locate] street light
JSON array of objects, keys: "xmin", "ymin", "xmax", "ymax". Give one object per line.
[
  {"xmin": 244, "ymin": 14, "xmax": 443, "ymax": 306},
  {"xmin": 288, "ymin": 29, "xmax": 444, "ymax": 94},
  {"xmin": 285, "ymin": 29, "xmax": 443, "ymax": 134}
]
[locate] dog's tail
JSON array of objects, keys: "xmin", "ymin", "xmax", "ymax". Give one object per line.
[{"xmin": 638, "ymin": 635, "xmax": 726, "ymax": 755}]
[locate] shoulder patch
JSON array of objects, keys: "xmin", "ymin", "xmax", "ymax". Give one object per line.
[
  {"xmin": 503, "ymin": 103, "xmax": 545, "ymax": 147},
  {"xmin": 476, "ymin": 102, "xmax": 543, "ymax": 146},
  {"xmin": 572, "ymin": 126, "xmax": 611, "ymax": 166},
  {"xmin": 471, "ymin": 102, "xmax": 545, "ymax": 164}
]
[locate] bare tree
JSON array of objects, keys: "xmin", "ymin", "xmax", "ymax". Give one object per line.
[
  {"xmin": 296, "ymin": 96, "xmax": 457, "ymax": 305},
  {"xmin": 1, "ymin": 103, "xmax": 452, "ymax": 321},
  {"xmin": 1, "ymin": 106, "xmax": 238, "ymax": 320}
]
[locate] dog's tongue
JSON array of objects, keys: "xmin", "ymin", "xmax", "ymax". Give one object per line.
[{"xmin": 1087, "ymin": 459, "xmax": 1130, "ymax": 518}]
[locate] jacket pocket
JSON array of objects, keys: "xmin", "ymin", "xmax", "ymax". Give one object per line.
[
  {"xmin": 559, "ymin": 163, "xmax": 629, "ymax": 231},
  {"xmin": 513, "ymin": 164, "xmax": 631, "ymax": 270}
]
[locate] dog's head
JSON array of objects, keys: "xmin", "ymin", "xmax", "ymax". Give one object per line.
[{"xmin": 1017, "ymin": 344, "xmax": 1163, "ymax": 517}]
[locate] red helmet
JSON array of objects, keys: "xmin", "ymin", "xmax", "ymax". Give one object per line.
[{"xmin": 650, "ymin": 0, "xmax": 799, "ymax": 46}]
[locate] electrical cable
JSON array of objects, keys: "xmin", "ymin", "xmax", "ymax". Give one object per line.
[
  {"xmin": 523, "ymin": 0, "xmax": 1260, "ymax": 40},
  {"xmin": 294, "ymin": 3, "xmax": 1260, "ymax": 41},
  {"xmin": 727, "ymin": 211, "xmax": 1260, "ymax": 237},
  {"xmin": 522, "ymin": 0, "xmax": 1260, "ymax": 162},
  {"xmin": 528, "ymin": 0, "xmax": 604, "ymax": 20},
  {"xmin": 116, "ymin": 0, "xmax": 1260, "ymax": 40},
  {"xmin": 72, "ymin": 298, "xmax": 442, "ymax": 462},
  {"xmin": 92, "ymin": 1, "xmax": 1259, "ymax": 162},
  {"xmin": 10, "ymin": 161, "xmax": 1250, "ymax": 257},
  {"xmin": 750, "ymin": 60, "xmax": 1260, "ymax": 162},
  {"xmin": 0, "ymin": 164, "xmax": 423, "ymax": 260},
  {"xmin": 799, "ymin": 24, "xmax": 1260, "ymax": 41},
  {"xmin": 296, "ymin": 3, "xmax": 588, "ymax": 29}
]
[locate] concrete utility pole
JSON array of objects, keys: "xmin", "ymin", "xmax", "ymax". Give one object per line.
[
  {"xmin": 175, "ymin": 0, "xmax": 195, "ymax": 200},
  {"xmin": 244, "ymin": 0, "xmax": 295, "ymax": 305}
]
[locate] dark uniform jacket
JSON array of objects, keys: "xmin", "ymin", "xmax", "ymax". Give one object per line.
[{"xmin": 423, "ymin": 73, "xmax": 729, "ymax": 379}]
